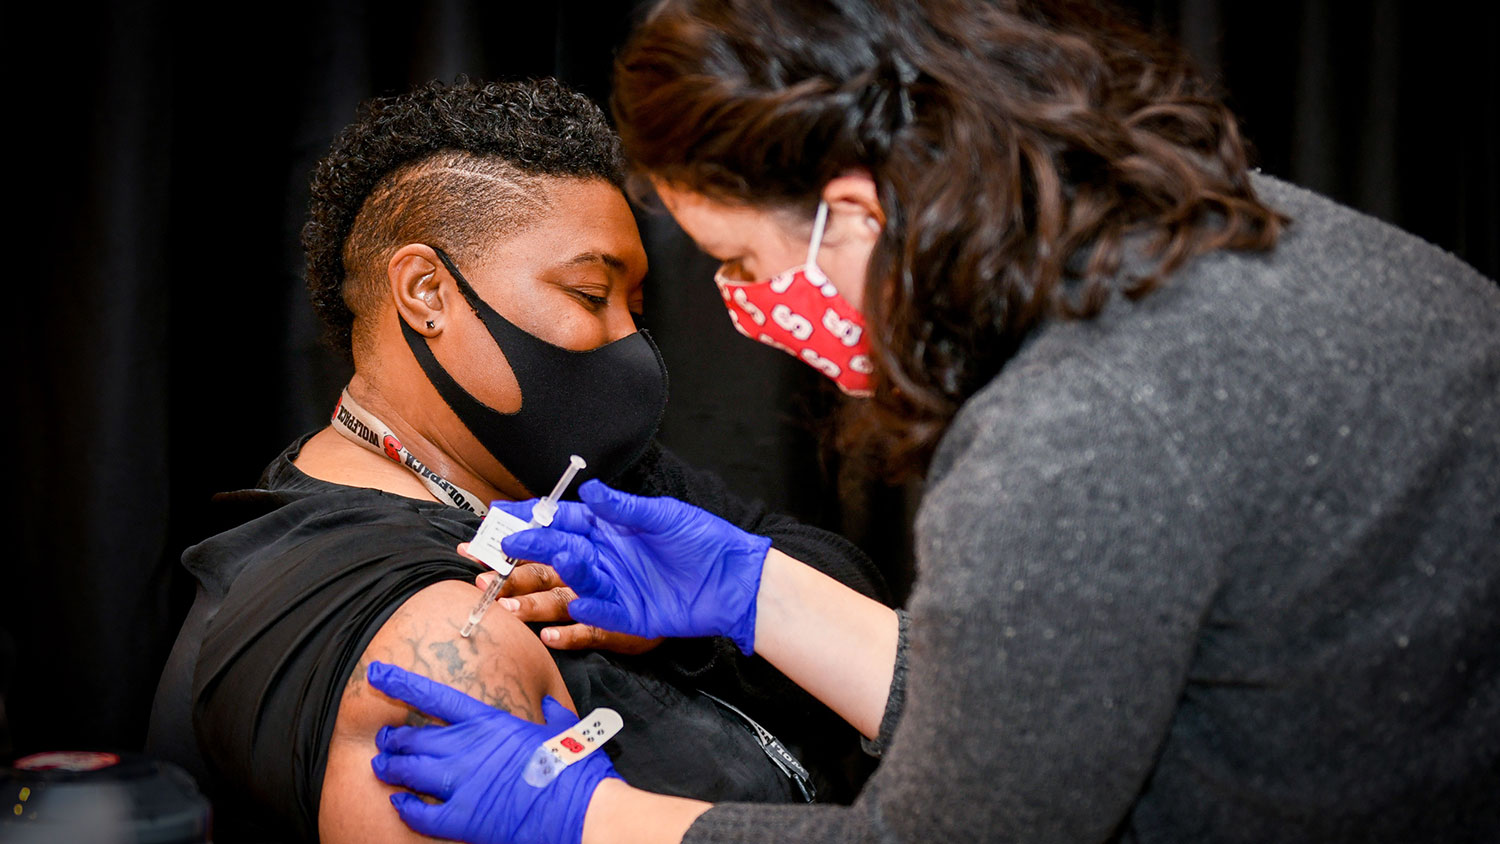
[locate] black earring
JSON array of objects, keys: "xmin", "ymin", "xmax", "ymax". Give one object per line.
[{"xmin": 425, "ymin": 320, "xmax": 435, "ymax": 329}]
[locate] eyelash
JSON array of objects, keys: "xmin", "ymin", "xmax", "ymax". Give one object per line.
[{"xmin": 578, "ymin": 291, "xmax": 609, "ymax": 308}]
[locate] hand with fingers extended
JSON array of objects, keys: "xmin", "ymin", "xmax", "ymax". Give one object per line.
[
  {"xmin": 494, "ymin": 481, "xmax": 772, "ymax": 655},
  {"xmin": 367, "ymin": 662, "xmax": 619, "ymax": 844},
  {"xmin": 462, "ymin": 561, "xmax": 663, "ymax": 655}
]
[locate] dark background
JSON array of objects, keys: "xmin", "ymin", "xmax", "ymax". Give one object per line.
[{"xmin": 6, "ymin": 0, "xmax": 1496, "ymax": 759}]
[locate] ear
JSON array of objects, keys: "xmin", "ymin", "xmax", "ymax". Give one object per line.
[
  {"xmin": 387, "ymin": 244, "xmax": 447, "ymax": 336},
  {"xmin": 821, "ymin": 171, "xmax": 885, "ymax": 244}
]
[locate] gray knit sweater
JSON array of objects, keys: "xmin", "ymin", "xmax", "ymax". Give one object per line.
[{"xmin": 686, "ymin": 176, "xmax": 1500, "ymax": 842}]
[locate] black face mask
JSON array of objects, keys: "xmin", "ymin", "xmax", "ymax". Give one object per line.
[{"xmin": 401, "ymin": 247, "xmax": 668, "ymax": 497}]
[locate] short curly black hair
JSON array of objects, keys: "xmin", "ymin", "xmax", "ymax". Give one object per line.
[{"xmin": 302, "ymin": 78, "xmax": 626, "ymax": 361}]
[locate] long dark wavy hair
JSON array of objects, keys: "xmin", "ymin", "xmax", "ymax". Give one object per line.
[{"xmin": 614, "ymin": 0, "xmax": 1286, "ymax": 478}]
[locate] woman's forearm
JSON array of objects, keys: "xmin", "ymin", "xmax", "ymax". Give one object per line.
[
  {"xmin": 582, "ymin": 779, "xmax": 711, "ymax": 844},
  {"xmin": 580, "ymin": 554, "xmax": 900, "ymax": 844},
  {"xmin": 753, "ymin": 549, "xmax": 900, "ymax": 739}
]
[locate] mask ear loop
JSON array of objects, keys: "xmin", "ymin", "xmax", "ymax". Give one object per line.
[{"xmin": 805, "ymin": 200, "xmax": 831, "ymax": 283}]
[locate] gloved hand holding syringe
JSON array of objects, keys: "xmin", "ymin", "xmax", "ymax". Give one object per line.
[{"xmin": 460, "ymin": 454, "xmax": 587, "ymax": 638}]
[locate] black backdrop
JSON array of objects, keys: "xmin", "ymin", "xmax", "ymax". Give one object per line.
[{"xmin": 6, "ymin": 0, "xmax": 1496, "ymax": 759}]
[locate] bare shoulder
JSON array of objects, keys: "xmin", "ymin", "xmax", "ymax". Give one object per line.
[
  {"xmin": 334, "ymin": 579, "xmax": 572, "ymax": 728},
  {"xmin": 317, "ymin": 579, "xmax": 574, "ymax": 842}
]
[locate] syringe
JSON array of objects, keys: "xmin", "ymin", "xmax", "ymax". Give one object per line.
[{"xmin": 460, "ymin": 455, "xmax": 588, "ymax": 638}]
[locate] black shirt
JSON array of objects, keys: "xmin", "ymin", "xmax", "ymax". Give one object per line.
[{"xmin": 148, "ymin": 436, "xmax": 887, "ymax": 842}]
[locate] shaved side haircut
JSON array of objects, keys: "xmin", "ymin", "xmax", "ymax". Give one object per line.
[
  {"xmin": 303, "ymin": 78, "xmax": 626, "ymax": 362},
  {"xmin": 341, "ymin": 154, "xmax": 544, "ymax": 353}
]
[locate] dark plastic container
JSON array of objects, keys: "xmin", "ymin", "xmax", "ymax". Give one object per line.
[{"xmin": 1, "ymin": 751, "xmax": 211, "ymax": 843}]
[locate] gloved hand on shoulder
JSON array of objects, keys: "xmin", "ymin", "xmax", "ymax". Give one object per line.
[{"xmin": 368, "ymin": 662, "xmax": 619, "ymax": 844}]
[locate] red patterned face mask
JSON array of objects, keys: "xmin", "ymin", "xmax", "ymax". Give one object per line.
[{"xmin": 713, "ymin": 202, "xmax": 874, "ymax": 396}]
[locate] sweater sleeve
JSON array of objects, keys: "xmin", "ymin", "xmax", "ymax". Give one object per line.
[
  {"xmin": 860, "ymin": 610, "xmax": 910, "ymax": 758},
  {"xmin": 684, "ymin": 358, "xmax": 1227, "ymax": 842}
]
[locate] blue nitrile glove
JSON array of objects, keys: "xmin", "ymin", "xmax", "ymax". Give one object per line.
[
  {"xmin": 496, "ymin": 480, "xmax": 772, "ymax": 655},
  {"xmin": 367, "ymin": 662, "xmax": 619, "ymax": 844}
]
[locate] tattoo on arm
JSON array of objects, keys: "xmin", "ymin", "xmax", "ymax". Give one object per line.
[
  {"xmin": 348, "ymin": 605, "xmax": 539, "ymax": 724},
  {"xmin": 344, "ymin": 656, "xmax": 368, "ymax": 699}
]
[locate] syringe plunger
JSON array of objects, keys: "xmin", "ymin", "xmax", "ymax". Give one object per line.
[{"xmin": 529, "ymin": 454, "xmax": 587, "ymax": 528}]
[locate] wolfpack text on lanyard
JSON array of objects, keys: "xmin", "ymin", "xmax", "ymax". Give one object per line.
[{"xmin": 331, "ymin": 389, "xmax": 487, "ymax": 514}]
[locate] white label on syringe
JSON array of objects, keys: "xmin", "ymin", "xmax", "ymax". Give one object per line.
[{"xmin": 469, "ymin": 504, "xmax": 531, "ymax": 576}]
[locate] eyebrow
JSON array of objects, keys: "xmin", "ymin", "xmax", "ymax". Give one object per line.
[{"xmin": 563, "ymin": 251, "xmax": 629, "ymax": 274}]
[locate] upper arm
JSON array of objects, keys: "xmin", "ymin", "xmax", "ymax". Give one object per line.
[{"xmin": 316, "ymin": 579, "xmax": 574, "ymax": 843}]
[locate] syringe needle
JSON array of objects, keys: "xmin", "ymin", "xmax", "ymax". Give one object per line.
[
  {"xmin": 459, "ymin": 455, "xmax": 587, "ymax": 639},
  {"xmin": 460, "ymin": 574, "xmax": 505, "ymax": 638}
]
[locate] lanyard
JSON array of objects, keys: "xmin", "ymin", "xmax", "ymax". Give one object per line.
[{"xmin": 331, "ymin": 388, "xmax": 488, "ymax": 514}]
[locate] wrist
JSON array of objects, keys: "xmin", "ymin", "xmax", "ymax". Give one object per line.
[
  {"xmin": 749, "ymin": 548, "xmax": 792, "ymax": 657},
  {"xmin": 724, "ymin": 533, "xmax": 772, "ymax": 655},
  {"xmin": 583, "ymin": 778, "xmax": 711, "ymax": 844},
  {"xmin": 581, "ymin": 777, "xmax": 631, "ymax": 844},
  {"xmin": 565, "ymin": 763, "xmax": 623, "ymax": 844}
]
